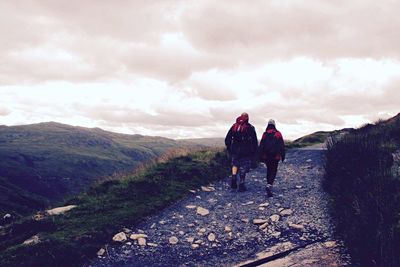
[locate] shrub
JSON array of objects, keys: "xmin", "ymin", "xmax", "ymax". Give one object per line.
[{"xmin": 324, "ymin": 131, "xmax": 400, "ymax": 267}]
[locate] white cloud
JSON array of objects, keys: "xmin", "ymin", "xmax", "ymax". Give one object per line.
[{"xmin": 0, "ymin": 1, "xmax": 399, "ymax": 139}]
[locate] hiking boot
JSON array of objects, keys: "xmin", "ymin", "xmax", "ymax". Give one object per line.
[
  {"xmin": 230, "ymin": 176, "xmax": 237, "ymax": 189},
  {"xmin": 238, "ymin": 183, "xmax": 247, "ymax": 192},
  {"xmin": 266, "ymin": 187, "xmax": 273, "ymax": 197}
]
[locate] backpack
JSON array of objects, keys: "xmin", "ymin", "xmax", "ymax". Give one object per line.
[
  {"xmin": 260, "ymin": 131, "xmax": 280, "ymax": 159},
  {"xmin": 230, "ymin": 125, "xmax": 254, "ymax": 156}
]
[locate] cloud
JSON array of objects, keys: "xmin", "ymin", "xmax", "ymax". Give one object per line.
[
  {"xmin": 2, "ymin": 1, "xmax": 400, "ymax": 85},
  {"xmin": 0, "ymin": 1, "xmax": 399, "ymax": 139},
  {"xmin": 0, "ymin": 107, "xmax": 10, "ymax": 116}
]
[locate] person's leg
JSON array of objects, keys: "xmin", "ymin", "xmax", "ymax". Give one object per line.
[
  {"xmin": 266, "ymin": 160, "xmax": 278, "ymax": 197},
  {"xmin": 231, "ymin": 160, "xmax": 238, "ymax": 189},
  {"xmin": 238, "ymin": 158, "xmax": 250, "ymax": 192}
]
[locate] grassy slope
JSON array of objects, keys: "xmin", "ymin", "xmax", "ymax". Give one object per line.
[
  {"xmin": 324, "ymin": 113, "xmax": 400, "ymax": 266},
  {"xmin": 0, "ymin": 122, "xmax": 193, "ymax": 217},
  {"xmin": 285, "ymin": 128, "xmax": 354, "ymax": 149},
  {"xmin": 0, "ymin": 150, "xmax": 229, "ymax": 267}
]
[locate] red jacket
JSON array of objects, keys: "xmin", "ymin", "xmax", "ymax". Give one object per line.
[{"xmin": 259, "ymin": 128, "xmax": 285, "ymax": 162}]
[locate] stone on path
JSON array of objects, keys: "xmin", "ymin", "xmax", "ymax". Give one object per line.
[
  {"xmin": 138, "ymin": 238, "xmax": 147, "ymax": 246},
  {"xmin": 196, "ymin": 207, "xmax": 210, "ymax": 216},
  {"xmin": 253, "ymin": 219, "xmax": 268, "ymax": 225},
  {"xmin": 97, "ymin": 248, "xmax": 106, "ymax": 257},
  {"xmin": 288, "ymin": 222, "xmax": 305, "ymax": 230},
  {"xmin": 191, "ymin": 244, "xmax": 200, "ymax": 249},
  {"xmin": 23, "ymin": 235, "xmax": 40, "ymax": 246},
  {"xmin": 189, "ymin": 189, "xmax": 196, "ymax": 193},
  {"xmin": 186, "ymin": 237, "xmax": 195, "ymax": 243},
  {"xmin": 270, "ymin": 214, "xmax": 280, "ymax": 222},
  {"xmin": 259, "ymin": 222, "xmax": 269, "ymax": 230},
  {"xmin": 280, "ymin": 209, "xmax": 293, "ymax": 216},
  {"xmin": 242, "ymin": 201, "xmax": 254, "ymax": 206},
  {"xmin": 169, "ymin": 236, "xmax": 179, "ymax": 245},
  {"xmin": 186, "ymin": 205, "xmax": 197, "ymax": 209},
  {"xmin": 271, "ymin": 231, "xmax": 281, "ymax": 238},
  {"xmin": 201, "ymin": 186, "xmax": 215, "ymax": 192},
  {"xmin": 113, "ymin": 232, "xmax": 127, "ymax": 243},
  {"xmin": 241, "ymin": 218, "xmax": 250, "ymax": 223},
  {"xmin": 324, "ymin": 241, "xmax": 337, "ymax": 248},
  {"xmin": 259, "ymin": 202, "xmax": 269, "ymax": 207},
  {"xmin": 224, "ymin": 226, "xmax": 232, "ymax": 233},
  {"xmin": 208, "ymin": 233, "xmax": 216, "ymax": 242},
  {"xmin": 46, "ymin": 205, "xmax": 77, "ymax": 216},
  {"xmin": 130, "ymin": 234, "xmax": 148, "ymax": 240},
  {"xmin": 296, "ymin": 185, "xmax": 303, "ymax": 189},
  {"xmin": 147, "ymin": 243, "xmax": 158, "ymax": 247}
]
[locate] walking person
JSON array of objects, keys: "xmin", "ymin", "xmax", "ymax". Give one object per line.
[
  {"xmin": 259, "ymin": 119, "xmax": 285, "ymax": 197},
  {"xmin": 225, "ymin": 112, "xmax": 258, "ymax": 192}
]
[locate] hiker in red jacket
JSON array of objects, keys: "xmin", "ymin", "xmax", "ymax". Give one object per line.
[
  {"xmin": 259, "ymin": 119, "xmax": 285, "ymax": 197},
  {"xmin": 225, "ymin": 113, "xmax": 258, "ymax": 192}
]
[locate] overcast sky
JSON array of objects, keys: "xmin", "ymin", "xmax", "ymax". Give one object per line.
[{"xmin": 1, "ymin": 1, "xmax": 399, "ymax": 140}]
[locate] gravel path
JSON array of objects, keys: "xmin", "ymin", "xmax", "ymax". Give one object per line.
[{"xmin": 91, "ymin": 149, "xmax": 351, "ymax": 267}]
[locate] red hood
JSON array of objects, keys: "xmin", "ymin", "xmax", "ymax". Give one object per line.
[{"xmin": 236, "ymin": 114, "xmax": 249, "ymax": 125}]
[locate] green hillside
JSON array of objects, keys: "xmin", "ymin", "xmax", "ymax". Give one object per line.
[
  {"xmin": 0, "ymin": 122, "xmax": 195, "ymax": 217},
  {"xmin": 0, "ymin": 150, "xmax": 229, "ymax": 267},
  {"xmin": 286, "ymin": 128, "xmax": 354, "ymax": 149}
]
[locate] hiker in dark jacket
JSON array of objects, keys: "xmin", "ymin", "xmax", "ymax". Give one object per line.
[
  {"xmin": 259, "ymin": 119, "xmax": 285, "ymax": 197},
  {"xmin": 225, "ymin": 112, "xmax": 258, "ymax": 192}
]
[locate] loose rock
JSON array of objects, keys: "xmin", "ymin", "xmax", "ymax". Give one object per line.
[
  {"xmin": 253, "ymin": 219, "xmax": 268, "ymax": 225},
  {"xmin": 324, "ymin": 241, "xmax": 337, "ymax": 248},
  {"xmin": 23, "ymin": 235, "xmax": 40, "ymax": 246},
  {"xmin": 208, "ymin": 233, "xmax": 216, "ymax": 242},
  {"xmin": 259, "ymin": 222, "xmax": 269, "ymax": 230},
  {"xmin": 185, "ymin": 205, "xmax": 197, "ymax": 209},
  {"xmin": 288, "ymin": 222, "xmax": 305, "ymax": 231},
  {"xmin": 46, "ymin": 205, "xmax": 77, "ymax": 216},
  {"xmin": 280, "ymin": 209, "xmax": 293, "ymax": 216},
  {"xmin": 196, "ymin": 207, "xmax": 210, "ymax": 216},
  {"xmin": 201, "ymin": 186, "xmax": 215, "ymax": 192},
  {"xmin": 130, "ymin": 234, "xmax": 148, "ymax": 240},
  {"xmin": 97, "ymin": 248, "xmax": 106, "ymax": 257},
  {"xmin": 138, "ymin": 238, "xmax": 147, "ymax": 246},
  {"xmin": 270, "ymin": 214, "xmax": 280, "ymax": 222},
  {"xmin": 224, "ymin": 226, "xmax": 232, "ymax": 233},
  {"xmin": 169, "ymin": 236, "xmax": 179, "ymax": 245},
  {"xmin": 113, "ymin": 232, "xmax": 127, "ymax": 243}
]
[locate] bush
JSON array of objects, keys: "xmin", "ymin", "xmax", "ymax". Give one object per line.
[{"xmin": 324, "ymin": 132, "xmax": 400, "ymax": 267}]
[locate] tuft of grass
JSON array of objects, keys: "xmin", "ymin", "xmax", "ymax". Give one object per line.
[
  {"xmin": 324, "ymin": 114, "xmax": 400, "ymax": 267},
  {"xmin": 0, "ymin": 150, "xmax": 229, "ymax": 267}
]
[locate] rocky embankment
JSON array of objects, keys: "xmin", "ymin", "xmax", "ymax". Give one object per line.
[{"xmin": 90, "ymin": 149, "xmax": 351, "ymax": 267}]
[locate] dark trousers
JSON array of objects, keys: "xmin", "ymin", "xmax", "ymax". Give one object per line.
[{"xmin": 266, "ymin": 160, "xmax": 279, "ymax": 185}]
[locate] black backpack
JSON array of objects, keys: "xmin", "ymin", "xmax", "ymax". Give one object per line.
[
  {"xmin": 230, "ymin": 127, "xmax": 254, "ymax": 156},
  {"xmin": 260, "ymin": 131, "xmax": 280, "ymax": 158}
]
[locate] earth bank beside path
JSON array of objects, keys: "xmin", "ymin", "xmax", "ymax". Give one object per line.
[{"xmin": 91, "ymin": 149, "xmax": 350, "ymax": 267}]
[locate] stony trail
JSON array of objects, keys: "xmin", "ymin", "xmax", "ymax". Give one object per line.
[{"xmin": 91, "ymin": 149, "xmax": 351, "ymax": 267}]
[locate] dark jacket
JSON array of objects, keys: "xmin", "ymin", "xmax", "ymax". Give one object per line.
[
  {"xmin": 225, "ymin": 115, "xmax": 258, "ymax": 158},
  {"xmin": 259, "ymin": 125, "xmax": 285, "ymax": 162}
]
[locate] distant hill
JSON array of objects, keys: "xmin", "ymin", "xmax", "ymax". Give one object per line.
[
  {"xmin": 0, "ymin": 122, "xmax": 199, "ymax": 216},
  {"xmin": 286, "ymin": 128, "xmax": 355, "ymax": 149},
  {"xmin": 177, "ymin": 138, "xmax": 224, "ymax": 148}
]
